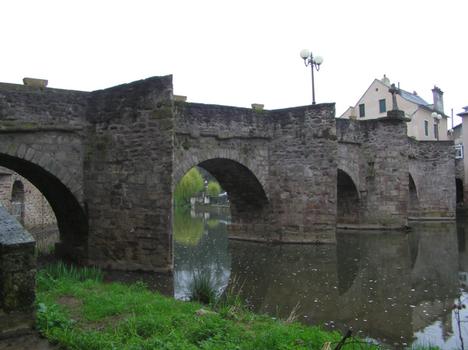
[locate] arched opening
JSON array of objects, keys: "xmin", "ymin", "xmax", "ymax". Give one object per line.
[
  {"xmin": 456, "ymin": 178, "xmax": 464, "ymax": 206},
  {"xmin": 2, "ymin": 171, "xmax": 60, "ymax": 254},
  {"xmin": 0, "ymin": 153, "xmax": 88, "ymax": 263},
  {"xmin": 173, "ymin": 158, "xmax": 269, "ymax": 301},
  {"xmin": 337, "ymin": 169, "xmax": 360, "ymax": 224},
  {"xmin": 409, "ymin": 174, "xmax": 419, "ymax": 217},
  {"xmin": 10, "ymin": 180, "xmax": 25, "ymax": 224},
  {"xmin": 197, "ymin": 158, "xmax": 268, "ymax": 224}
]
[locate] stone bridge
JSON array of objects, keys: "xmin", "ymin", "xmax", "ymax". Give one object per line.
[{"xmin": 0, "ymin": 76, "xmax": 456, "ymax": 272}]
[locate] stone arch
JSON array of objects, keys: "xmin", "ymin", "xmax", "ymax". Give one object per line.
[
  {"xmin": 0, "ymin": 152, "xmax": 88, "ymax": 263},
  {"xmin": 409, "ymin": 173, "xmax": 419, "ymax": 217},
  {"xmin": 337, "ymin": 168, "xmax": 360, "ymax": 224},
  {"xmin": 456, "ymin": 178, "xmax": 464, "ymax": 206},
  {"xmin": 0, "ymin": 143, "xmax": 83, "ymax": 203},
  {"xmin": 175, "ymin": 157, "xmax": 269, "ymax": 225},
  {"xmin": 174, "ymin": 149, "xmax": 269, "ymax": 200},
  {"xmin": 10, "ymin": 180, "xmax": 25, "ymax": 224}
]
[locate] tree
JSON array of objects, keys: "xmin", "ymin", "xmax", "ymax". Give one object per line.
[
  {"xmin": 206, "ymin": 181, "xmax": 221, "ymax": 197},
  {"xmin": 174, "ymin": 168, "xmax": 204, "ymax": 206}
]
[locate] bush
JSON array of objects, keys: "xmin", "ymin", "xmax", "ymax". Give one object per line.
[
  {"xmin": 206, "ymin": 181, "xmax": 222, "ymax": 197},
  {"xmin": 189, "ymin": 272, "xmax": 217, "ymax": 305}
]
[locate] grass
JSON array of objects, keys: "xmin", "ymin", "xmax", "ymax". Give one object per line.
[
  {"xmin": 189, "ymin": 272, "xmax": 217, "ymax": 305},
  {"xmin": 36, "ymin": 263, "xmax": 383, "ymax": 350}
]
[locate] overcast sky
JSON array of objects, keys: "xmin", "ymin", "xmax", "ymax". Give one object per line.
[{"xmin": 1, "ymin": 0, "xmax": 466, "ymax": 126}]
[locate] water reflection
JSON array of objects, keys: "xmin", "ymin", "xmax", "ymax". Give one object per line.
[
  {"xmin": 173, "ymin": 207, "xmax": 231, "ymax": 300},
  {"xmin": 173, "ymin": 208, "xmax": 468, "ymax": 349}
]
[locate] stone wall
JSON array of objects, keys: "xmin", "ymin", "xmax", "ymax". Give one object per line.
[
  {"xmin": 175, "ymin": 102, "xmax": 338, "ymax": 243},
  {"xmin": 358, "ymin": 115, "xmax": 409, "ymax": 228},
  {"xmin": 337, "ymin": 113, "xmax": 410, "ymax": 228},
  {"xmin": 0, "ymin": 76, "xmax": 459, "ymax": 272},
  {"xmin": 0, "ymin": 206, "xmax": 36, "ymax": 338},
  {"xmin": 408, "ymin": 139, "xmax": 456, "ymax": 219},
  {"xmin": 0, "ymin": 84, "xmax": 88, "ymax": 263},
  {"xmin": 268, "ymin": 104, "xmax": 337, "ymax": 242},
  {"xmin": 0, "ymin": 167, "xmax": 57, "ymax": 230},
  {"xmin": 175, "ymin": 102, "xmax": 272, "ymax": 240},
  {"xmin": 84, "ymin": 76, "xmax": 174, "ymax": 271}
]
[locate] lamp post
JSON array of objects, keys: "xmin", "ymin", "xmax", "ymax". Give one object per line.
[
  {"xmin": 431, "ymin": 112, "xmax": 442, "ymax": 140},
  {"xmin": 300, "ymin": 49, "xmax": 323, "ymax": 105}
]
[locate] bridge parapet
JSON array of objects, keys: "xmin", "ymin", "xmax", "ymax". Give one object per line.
[{"xmin": 0, "ymin": 82, "xmax": 88, "ymax": 130}]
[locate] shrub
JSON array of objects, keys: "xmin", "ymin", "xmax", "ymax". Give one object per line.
[
  {"xmin": 189, "ymin": 272, "xmax": 217, "ymax": 305},
  {"xmin": 206, "ymin": 181, "xmax": 222, "ymax": 197}
]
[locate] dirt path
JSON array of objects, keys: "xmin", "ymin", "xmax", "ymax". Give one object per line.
[{"xmin": 0, "ymin": 333, "xmax": 57, "ymax": 350}]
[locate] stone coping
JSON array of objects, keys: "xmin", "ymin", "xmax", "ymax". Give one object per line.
[
  {"xmin": 0, "ymin": 206, "xmax": 34, "ymax": 246},
  {"xmin": 408, "ymin": 216, "xmax": 456, "ymax": 221}
]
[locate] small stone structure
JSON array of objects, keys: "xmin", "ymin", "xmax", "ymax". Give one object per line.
[
  {"xmin": 0, "ymin": 205, "xmax": 36, "ymax": 337},
  {"xmin": 0, "ymin": 76, "xmax": 457, "ymax": 272}
]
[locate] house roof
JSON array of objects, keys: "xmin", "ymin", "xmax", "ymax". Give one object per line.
[{"xmin": 399, "ymin": 89, "xmax": 430, "ymax": 107}]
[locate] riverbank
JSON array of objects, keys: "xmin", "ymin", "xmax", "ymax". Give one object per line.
[{"xmin": 36, "ymin": 263, "xmax": 378, "ymax": 350}]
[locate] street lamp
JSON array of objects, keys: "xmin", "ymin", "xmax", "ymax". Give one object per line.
[
  {"xmin": 300, "ymin": 49, "xmax": 323, "ymax": 105},
  {"xmin": 431, "ymin": 112, "xmax": 442, "ymax": 140}
]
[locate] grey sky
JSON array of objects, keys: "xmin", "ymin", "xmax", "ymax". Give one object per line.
[{"xmin": 1, "ymin": 0, "xmax": 466, "ymax": 126}]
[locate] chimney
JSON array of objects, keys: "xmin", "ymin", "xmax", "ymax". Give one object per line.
[
  {"xmin": 381, "ymin": 74, "xmax": 390, "ymax": 86},
  {"xmin": 432, "ymin": 86, "xmax": 444, "ymax": 114}
]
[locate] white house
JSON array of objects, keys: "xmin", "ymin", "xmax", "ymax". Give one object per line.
[{"xmin": 340, "ymin": 75, "xmax": 449, "ymax": 141}]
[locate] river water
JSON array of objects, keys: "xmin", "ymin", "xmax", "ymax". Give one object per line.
[{"xmin": 173, "ymin": 206, "xmax": 468, "ymax": 349}]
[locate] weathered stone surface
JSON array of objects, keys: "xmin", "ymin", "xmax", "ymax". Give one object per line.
[
  {"xmin": 0, "ymin": 76, "xmax": 457, "ymax": 272},
  {"xmin": 175, "ymin": 102, "xmax": 338, "ymax": 243},
  {"xmin": 0, "ymin": 206, "xmax": 36, "ymax": 337},
  {"xmin": 408, "ymin": 139, "xmax": 456, "ymax": 219}
]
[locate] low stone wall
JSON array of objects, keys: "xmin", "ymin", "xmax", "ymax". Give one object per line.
[{"xmin": 0, "ymin": 206, "xmax": 36, "ymax": 338}]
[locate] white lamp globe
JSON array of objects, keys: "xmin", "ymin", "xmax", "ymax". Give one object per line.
[
  {"xmin": 300, "ymin": 49, "xmax": 310, "ymax": 59},
  {"xmin": 314, "ymin": 56, "xmax": 324, "ymax": 65},
  {"xmin": 431, "ymin": 112, "xmax": 438, "ymax": 119},
  {"xmin": 437, "ymin": 114, "xmax": 442, "ymax": 120}
]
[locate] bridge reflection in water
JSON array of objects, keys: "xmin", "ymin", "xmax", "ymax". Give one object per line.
[{"xmin": 173, "ymin": 208, "xmax": 468, "ymax": 349}]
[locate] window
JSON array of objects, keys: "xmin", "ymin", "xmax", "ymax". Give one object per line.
[
  {"xmin": 424, "ymin": 120, "xmax": 429, "ymax": 136},
  {"xmin": 456, "ymin": 144, "xmax": 464, "ymax": 159},
  {"xmin": 379, "ymin": 99, "xmax": 386, "ymax": 113},
  {"xmin": 434, "ymin": 124, "xmax": 439, "ymax": 140},
  {"xmin": 359, "ymin": 104, "xmax": 365, "ymax": 118}
]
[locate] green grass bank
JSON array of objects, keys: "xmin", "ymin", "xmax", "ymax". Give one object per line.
[{"xmin": 35, "ymin": 264, "xmax": 437, "ymax": 350}]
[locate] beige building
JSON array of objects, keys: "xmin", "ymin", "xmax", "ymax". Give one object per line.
[
  {"xmin": 340, "ymin": 75, "xmax": 449, "ymax": 141},
  {"xmin": 452, "ymin": 107, "xmax": 468, "ymax": 205}
]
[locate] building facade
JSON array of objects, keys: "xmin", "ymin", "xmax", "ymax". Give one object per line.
[
  {"xmin": 340, "ymin": 76, "xmax": 449, "ymax": 141},
  {"xmin": 452, "ymin": 107, "xmax": 468, "ymax": 206},
  {"xmin": 0, "ymin": 166, "xmax": 57, "ymax": 233}
]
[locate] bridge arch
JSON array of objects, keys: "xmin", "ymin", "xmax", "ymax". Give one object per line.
[
  {"xmin": 10, "ymin": 179, "xmax": 25, "ymax": 224},
  {"xmin": 456, "ymin": 178, "xmax": 464, "ymax": 206},
  {"xmin": 175, "ymin": 156, "xmax": 269, "ymax": 225},
  {"xmin": 337, "ymin": 168, "xmax": 360, "ymax": 224},
  {"xmin": 0, "ymin": 152, "xmax": 88, "ymax": 262},
  {"xmin": 408, "ymin": 173, "xmax": 419, "ymax": 217},
  {"xmin": 174, "ymin": 148, "xmax": 268, "ymax": 198}
]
